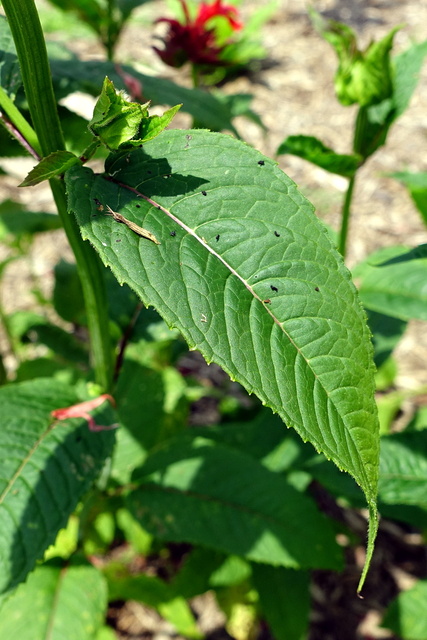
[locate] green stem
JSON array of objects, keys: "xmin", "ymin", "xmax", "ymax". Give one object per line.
[
  {"xmin": 0, "ymin": 86, "xmax": 42, "ymax": 158},
  {"xmin": 338, "ymin": 175, "xmax": 356, "ymax": 259},
  {"xmin": 2, "ymin": 0, "xmax": 114, "ymax": 390}
]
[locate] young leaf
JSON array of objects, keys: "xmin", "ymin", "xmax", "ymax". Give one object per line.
[
  {"xmin": 0, "ymin": 560, "xmax": 107, "ymax": 639},
  {"xmin": 127, "ymin": 436, "xmax": 343, "ymax": 570},
  {"xmin": 0, "ymin": 379, "xmax": 116, "ymax": 595},
  {"xmin": 311, "ymin": 10, "xmax": 399, "ymax": 107},
  {"xmin": 277, "ymin": 135, "xmax": 361, "ymax": 177},
  {"xmin": 66, "ymin": 129, "xmax": 379, "ymax": 586},
  {"xmin": 19, "ymin": 150, "xmax": 81, "ymax": 187},
  {"xmin": 88, "ymin": 77, "xmax": 181, "ymax": 150}
]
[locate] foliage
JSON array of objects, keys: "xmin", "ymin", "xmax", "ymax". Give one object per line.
[{"xmin": 0, "ymin": 1, "xmax": 426, "ymax": 639}]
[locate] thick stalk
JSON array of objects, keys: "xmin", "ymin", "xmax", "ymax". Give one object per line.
[{"xmin": 2, "ymin": 0, "xmax": 113, "ymax": 390}]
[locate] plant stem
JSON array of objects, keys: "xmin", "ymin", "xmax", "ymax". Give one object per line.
[
  {"xmin": 338, "ymin": 175, "xmax": 356, "ymax": 258},
  {"xmin": 3, "ymin": 0, "xmax": 114, "ymax": 390}
]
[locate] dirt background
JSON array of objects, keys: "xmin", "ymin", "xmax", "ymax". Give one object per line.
[{"xmin": 1, "ymin": 1, "xmax": 427, "ymax": 638}]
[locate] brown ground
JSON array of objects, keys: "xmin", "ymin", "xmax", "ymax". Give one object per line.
[{"xmin": 1, "ymin": 1, "xmax": 427, "ymax": 638}]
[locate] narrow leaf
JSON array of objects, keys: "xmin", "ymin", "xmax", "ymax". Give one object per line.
[
  {"xmin": 19, "ymin": 150, "xmax": 80, "ymax": 187},
  {"xmin": 277, "ymin": 135, "xmax": 361, "ymax": 177}
]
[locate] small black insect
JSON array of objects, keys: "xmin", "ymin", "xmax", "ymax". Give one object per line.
[
  {"xmin": 116, "ymin": 239, "xmax": 121, "ymax": 243},
  {"xmin": 170, "ymin": 231, "xmax": 176, "ymax": 237},
  {"xmin": 147, "ymin": 170, "xmax": 152, "ymax": 174},
  {"xmin": 258, "ymin": 160, "xmax": 265, "ymax": 166},
  {"xmin": 274, "ymin": 230, "xmax": 280, "ymax": 237},
  {"xmin": 216, "ymin": 234, "xmax": 220, "ymax": 242},
  {"xmin": 156, "ymin": 205, "xmax": 161, "ymax": 210},
  {"xmin": 136, "ymin": 204, "xmax": 141, "ymax": 208},
  {"xmin": 270, "ymin": 285, "xmax": 278, "ymax": 292},
  {"xmin": 201, "ymin": 190, "xmax": 207, "ymax": 196},
  {"xmin": 314, "ymin": 286, "xmax": 320, "ymax": 292}
]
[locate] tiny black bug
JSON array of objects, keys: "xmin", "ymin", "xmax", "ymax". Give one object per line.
[
  {"xmin": 136, "ymin": 204, "xmax": 141, "ymax": 208},
  {"xmin": 274, "ymin": 230, "xmax": 280, "ymax": 237},
  {"xmin": 258, "ymin": 160, "xmax": 265, "ymax": 166},
  {"xmin": 216, "ymin": 234, "xmax": 220, "ymax": 242},
  {"xmin": 170, "ymin": 231, "xmax": 176, "ymax": 237},
  {"xmin": 315, "ymin": 286, "xmax": 320, "ymax": 292},
  {"xmin": 271, "ymin": 285, "xmax": 278, "ymax": 292},
  {"xmin": 201, "ymin": 190, "xmax": 207, "ymax": 196}
]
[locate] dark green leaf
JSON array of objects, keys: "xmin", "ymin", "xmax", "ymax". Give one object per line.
[
  {"xmin": 277, "ymin": 135, "xmax": 361, "ymax": 177},
  {"xmin": 0, "ymin": 379, "xmax": 116, "ymax": 594},
  {"xmin": 0, "ymin": 199, "xmax": 62, "ymax": 240},
  {"xmin": 127, "ymin": 436, "xmax": 343, "ymax": 570},
  {"xmin": 365, "ymin": 309, "xmax": 407, "ymax": 368},
  {"xmin": 252, "ymin": 564, "xmax": 310, "ymax": 640},
  {"xmin": 53, "ymin": 259, "xmax": 86, "ymax": 325},
  {"xmin": 48, "ymin": 57, "xmax": 239, "ymax": 134},
  {"xmin": 0, "ymin": 15, "xmax": 22, "ymax": 98},
  {"xmin": 379, "ymin": 431, "xmax": 427, "ymax": 508}
]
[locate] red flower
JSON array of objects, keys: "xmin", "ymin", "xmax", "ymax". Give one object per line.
[{"xmin": 154, "ymin": 0, "xmax": 242, "ymax": 68}]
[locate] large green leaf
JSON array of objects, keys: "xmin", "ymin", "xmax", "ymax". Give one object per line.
[
  {"xmin": 66, "ymin": 129, "xmax": 379, "ymax": 588},
  {"xmin": 0, "ymin": 379, "xmax": 116, "ymax": 595},
  {"xmin": 0, "ymin": 559, "xmax": 107, "ymax": 640},
  {"xmin": 66, "ymin": 130, "xmax": 379, "ymax": 498},
  {"xmin": 127, "ymin": 435, "xmax": 343, "ymax": 570},
  {"xmin": 354, "ymin": 245, "xmax": 427, "ymax": 321},
  {"xmin": 379, "ymin": 431, "xmax": 427, "ymax": 509}
]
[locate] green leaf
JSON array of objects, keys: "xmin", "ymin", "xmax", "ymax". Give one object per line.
[
  {"xmin": 127, "ymin": 436, "xmax": 343, "ymax": 570},
  {"xmin": 252, "ymin": 564, "xmax": 310, "ymax": 640},
  {"xmin": 48, "ymin": 57, "xmax": 239, "ymax": 134},
  {"xmin": 0, "ymin": 559, "xmax": 107, "ymax": 639},
  {"xmin": 103, "ymin": 562, "xmax": 201, "ymax": 638},
  {"xmin": 277, "ymin": 135, "xmax": 361, "ymax": 178},
  {"xmin": 0, "ymin": 15, "xmax": 22, "ymax": 98},
  {"xmin": 379, "ymin": 431, "xmax": 427, "ymax": 509},
  {"xmin": 392, "ymin": 39, "xmax": 427, "ymax": 121},
  {"xmin": 66, "ymin": 129, "xmax": 379, "ymax": 506},
  {"xmin": 9, "ymin": 311, "xmax": 88, "ymax": 364},
  {"xmin": 19, "ymin": 150, "xmax": 81, "ymax": 187},
  {"xmin": 0, "ymin": 379, "xmax": 116, "ymax": 594},
  {"xmin": 382, "ymin": 578, "xmax": 427, "ymax": 640},
  {"xmin": 354, "ymin": 245, "xmax": 427, "ymax": 321},
  {"xmin": 53, "ymin": 259, "xmax": 86, "ymax": 325},
  {"xmin": 392, "ymin": 171, "xmax": 427, "ymax": 226},
  {"xmin": 0, "ymin": 199, "xmax": 62, "ymax": 241},
  {"xmin": 365, "ymin": 309, "xmax": 407, "ymax": 369}
]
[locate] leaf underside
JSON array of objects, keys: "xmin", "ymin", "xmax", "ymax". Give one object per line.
[{"xmin": 66, "ymin": 129, "xmax": 379, "ymax": 507}]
